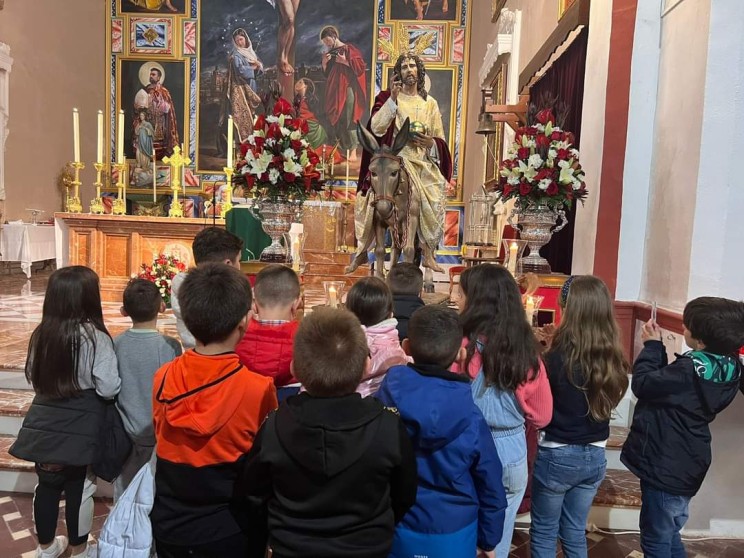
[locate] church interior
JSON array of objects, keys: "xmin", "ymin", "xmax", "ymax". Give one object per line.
[{"xmin": 0, "ymin": 0, "xmax": 743, "ymax": 556}]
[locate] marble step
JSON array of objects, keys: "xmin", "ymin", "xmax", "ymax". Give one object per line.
[
  {"xmin": 588, "ymin": 469, "xmax": 641, "ymax": 530},
  {"xmin": 303, "ymin": 250, "xmax": 357, "ymax": 266},
  {"xmin": 0, "ymin": 390, "xmax": 33, "ymax": 436},
  {"xmin": 304, "ymin": 261, "xmax": 370, "ymax": 277},
  {"xmin": 606, "ymin": 426, "xmax": 629, "ymax": 471}
]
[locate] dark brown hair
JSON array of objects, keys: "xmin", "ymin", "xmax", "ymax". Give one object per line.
[
  {"xmin": 180, "ymin": 263, "xmax": 251, "ymax": 345},
  {"xmin": 345, "ymin": 277, "xmax": 393, "ymax": 327},
  {"xmin": 387, "ymin": 263, "xmax": 423, "ymax": 296},
  {"xmin": 293, "ymin": 308, "xmax": 368, "ymax": 397},
  {"xmin": 26, "ymin": 266, "xmax": 110, "ymax": 398},
  {"xmin": 407, "ymin": 305, "xmax": 462, "ymax": 368},
  {"xmin": 683, "ymin": 297, "xmax": 744, "ymax": 355},
  {"xmin": 549, "ymin": 276, "xmax": 629, "ymax": 421},
  {"xmin": 460, "ymin": 264, "xmax": 540, "ymax": 390},
  {"xmin": 254, "ymin": 264, "xmax": 300, "ymax": 308},
  {"xmin": 123, "ymin": 278, "xmax": 162, "ymax": 323},
  {"xmin": 394, "ymin": 53, "xmax": 427, "ymax": 100},
  {"xmin": 192, "ymin": 227, "xmax": 244, "ymax": 265}
]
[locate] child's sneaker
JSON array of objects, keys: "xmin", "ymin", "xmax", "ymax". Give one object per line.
[
  {"xmin": 70, "ymin": 543, "xmax": 95, "ymax": 558},
  {"xmin": 35, "ymin": 535, "xmax": 68, "ymax": 558}
]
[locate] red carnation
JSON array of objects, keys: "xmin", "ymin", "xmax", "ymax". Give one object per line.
[
  {"xmin": 503, "ymin": 184, "xmax": 514, "ymax": 197},
  {"xmin": 254, "ymin": 115, "xmax": 266, "ymax": 131},
  {"xmin": 536, "ymin": 109, "xmax": 555, "ymax": 125},
  {"xmin": 245, "ymin": 174, "xmax": 256, "ymax": 188},
  {"xmin": 283, "ymin": 172, "xmax": 297, "ymax": 183},
  {"xmin": 546, "ymin": 182, "xmax": 559, "ymax": 196},
  {"xmin": 551, "ymin": 131, "xmax": 562, "ymax": 141},
  {"xmin": 526, "ymin": 126, "xmax": 538, "ymax": 136},
  {"xmin": 273, "ymin": 97, "xmax": 293, "ymax": 116},
  {"xmin": 260, "ymin": 172, "xmax": 269, "ymax": 182},
  {"xmin": 291, "ymin": 139, "xmax": 303, "ymax": 152},
  {"xmin": 308, "ymin": 150, "xmax": 320, "ymax": 165},
  {"xmin": 536, "ymin": 168, "xmax": 551, "ymax": 181},
  {"xmin": 240, "ymin": 142, "xmax": 250, "ymax": 157},
  {"xmin": 520, "ymin": 183, "xmax": 532, "ymax": 196},
  {"xmin": 557, "ymin": 148, "xmax": 570, "ymax": 160},
  {"xmin": 517, "ymin": 147, "xmax": 530, "ymax": 159},
  {"xmin": 536, "ymin": 134, "xmax": 551, "ymax": 149},
  {"xmin": 254, "ymin": 136, "xmax": 265, "ymax": 150}
]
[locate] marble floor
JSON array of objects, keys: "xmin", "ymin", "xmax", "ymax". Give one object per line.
[{"xmin": 0, "ymin": 267, "xmax": 742, "ymax": 556}]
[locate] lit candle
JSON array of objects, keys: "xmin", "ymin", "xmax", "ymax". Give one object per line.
[
  {"xmin": 117, "ymin": 109, "xmax": 125, "ymax": 164},
  {"xmin": 96, "ymin": 110, "xmax": 103, "ymax": 164},
  {"xmin": 152, "ymin": 145, "xmax": 157, "ymax": 203},
  {"xmin": 182, "ymin": 143, "xmax": 186, "ymax": 197},
  {"xmin": 345, "ymin": 150, "xmax": 351, "ymax": 201},
  {"xmin": 330, "ymin": 157, "xmax": 334, "ymax": 177},
  {"xmin": 329, "ymin": 286, "xmax": 338, "ymax": 308},
  {"xmin": 226, "ymin": 115, "xmax": 234, "ymax": 168},
  {"xmin": 525, "ymin": 296, "xmax": 535, "ymax": 324},
  {"xmin": 72, "ymin": 108, "xmax": 80, "ymax": 162},
  {"xmin": 321, "ymin": 145, "xmax": 326, "ymax": 180},
  {"xmin": 292, "ymin": 237, "xmax": 300, "ymax": 261},
  {"xmin": 508, "ymin": 242, "xmax": 518, "ymax": 275}
]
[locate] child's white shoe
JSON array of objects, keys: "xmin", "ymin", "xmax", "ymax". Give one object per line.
[
  {"xmin": 70, "ymin": 543, "xmax": 94, "ymax": 558},
  {"xmin": 35, "ymin": 535, "xmax": 68, "ymax": 558}
]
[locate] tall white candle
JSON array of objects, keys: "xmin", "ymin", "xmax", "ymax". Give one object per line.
[
  {"xmin": 117, "ymin": 109, "xmax": 125, "ymax": 164},
  {"xmin": 96, "ymin": 110, "xmax": 104, "ymax": 164},
  {"xmin": 508, "ymin": 242, "xmax": 518, "ymax": 275},
  {"xmin": 152, "ymin": 145, "xmax": 157, "ymax": 203},
  {"xmin": 226, "ymin": 115, "xmax": 234, "ymax": 168},
  {"xmin": 329, "ymin": 286, "xmax": 338, "ymax": 309},
  {"xmin": 72, "ymin": 108, "xmax": 80, "ymax": 162},
  {"xmin": 182, "ymin": 143, "xmax": 186, "ymax": 197},
  {"xmin": 345, "ymin": 149, "xmax": 350, "ymax": 201},
  {"xmin": 525, "ymin": 296, "xmax": 535, "ymax": 324}
]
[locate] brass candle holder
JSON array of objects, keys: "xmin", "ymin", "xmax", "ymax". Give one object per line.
[
  {"xmin": 65, "ymin": 161, "xmax": 84, "ymax": 213},
  {"xmin": 163, "ymin": 146, "xmax": 190, "ymax": 218},
  {"xmin": 90, "ymin": 162, "xmax": 105, "ymax": 214},
  {"xmin": 111, "ymin": 162, "xmax": 127, "ymax": 215},
  {"xmin": 220, "ymin": 167, "xmax": 234, "ymax": 219}
]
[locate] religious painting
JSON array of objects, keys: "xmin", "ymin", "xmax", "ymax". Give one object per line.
[
  {"xmin": 384, "ymin": 65, "xmax": 455, "ymax": 147},
  {"xmin": 441, "ymin": 205, "xmax": 464, "ymax": 252},
  {"xmin": 118, "ymin": 59, "xmax": 187, "ymax": 187},
  {"xmin": 386, "ymin": 0, "xmax": 461, "ymax": 23},
  {"xmin": 130, "ymin": 17, "xmax": 173, "ymax": 55},
  {"xmin": 183, "ymin": 20, "xmax": 197, "ymax": 55},
  {"xmin": 196, "ymin": 0, "xmax": 376, "ymax": 175},
  {"xmin": 112, "ymin": 18, "xmax": 124, "ymax": 54},
  {"xmin": 406, "ymin": 24, "xmax": 444, "ymax": 63},
  {"xmin": 450, "ymin": 26, "xmax": 465, "ymax": 64},
  {"xmin": 120, "ymin": 0, "xmax": 188, "ymax": 16}
]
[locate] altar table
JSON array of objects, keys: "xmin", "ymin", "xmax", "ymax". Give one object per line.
[
  {"xmin": 55, "ymin": 213, "xmax": 223, "ymax": 302},
  {"xmin": 1, "ymin": 223, "xmax": 56, "ymax": 278}
]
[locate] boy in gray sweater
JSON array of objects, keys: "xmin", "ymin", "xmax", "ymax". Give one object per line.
[{"xmin": 114, "ymin": 279, "xmax": 182, "ymax": 500}]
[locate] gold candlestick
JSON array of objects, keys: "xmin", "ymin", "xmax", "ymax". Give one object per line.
[
  {"xmin": 163, "ymin": 146, "xmax": 190, "ymax": 218},
  {"xmin": 112, "ymin": 162, "xmax": 127, "ymax": 215},
  {"xmin": 65, "ymin": 161, "xmax": 84, "ymax": 213},
  {"xmin": 220, "ymin": 167, "xmax": 234, "ymax": 219},
  {"xmin": 90, "ymin": 162, "xmax": 105, "ymax": 214},
  {"xmin": 338, "ymin": 200, "xmax": 350, "ymax": 253}
]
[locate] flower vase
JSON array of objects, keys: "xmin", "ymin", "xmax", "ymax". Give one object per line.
[
  {"xmin": 252, "ymin": 196, "xmax": 303, "ymax": 262},
  {"xmin": 507, "ymin": 203, "xmax": 568, "ymax": 274}
]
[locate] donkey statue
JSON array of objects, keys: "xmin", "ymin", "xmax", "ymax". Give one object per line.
[{"xmin": 346, "ymin": 118, "xmax": 438, "ymax": 283}]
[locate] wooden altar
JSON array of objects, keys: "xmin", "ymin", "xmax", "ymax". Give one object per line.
[{"xmin": 55, "ymin": 213, "xmax": 222, "ymax": 302}]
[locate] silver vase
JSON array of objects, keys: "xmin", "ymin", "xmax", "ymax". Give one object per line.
[
  {"xmin": 507, "ymin": 203, "xmax": 567, "ymax": 273},
  {"xmin": 252, "ymin": 197, "xmax": 303, "ymax": 262}
]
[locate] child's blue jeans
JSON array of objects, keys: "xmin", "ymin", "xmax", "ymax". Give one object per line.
[
  {"xmin": 639, "ymin": 481, "xmax": 690, "ymax": 558},
  {"xmin": 529, "ymin": 444, "xmax": 606, "ymax": 558}
]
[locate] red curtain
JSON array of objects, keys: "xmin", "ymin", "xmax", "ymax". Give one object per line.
[{"xmin": 527, "ymin": 27, "xmax": 588, "ymax": 275}]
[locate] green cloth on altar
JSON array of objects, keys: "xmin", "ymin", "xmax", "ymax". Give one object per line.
[{"xmin": 225, "ymin": 206, "xmax": 272, "ymax": 261}]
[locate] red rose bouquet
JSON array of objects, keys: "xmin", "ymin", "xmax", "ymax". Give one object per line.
[
  {"xmin": 235, "ymin": 98, "xmax": 321, "ymax": 201},
  {"xmin": 492, "ymin": 109, "xmax": 588, "ymax": 209},
  {"xmin": 137, "ymin": 252, "xmax": 187, "ymax": 306}
]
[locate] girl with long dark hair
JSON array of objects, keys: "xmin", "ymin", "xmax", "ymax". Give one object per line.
[
  {"xmin": 453, "ymin": 264, "xmax": 553, "ymax": 557},
  {"xmin": 11, "ymin": 266, "xmax": 121, "ymax": 558},
  {"xmin": 529, "ymin": 276, "xmax": 628, "ymax": 558}
]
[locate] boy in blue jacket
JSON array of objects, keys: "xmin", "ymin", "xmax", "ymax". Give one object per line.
[
  {"xmin": 621, "ymin": 297, "xmax": 744, "ymax": 557},
  {"xmin": 378, "ymin": 305, "xmax": 507, "ymax": 558}
]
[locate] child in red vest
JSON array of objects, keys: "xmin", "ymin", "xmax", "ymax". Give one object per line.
[{"xmin": 236, "ymin": 264, "xmax": 302, "ymax": 401}]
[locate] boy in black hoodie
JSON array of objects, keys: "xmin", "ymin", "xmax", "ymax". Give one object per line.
[
  {"xmin": 387, "ymin": 262, "xmax": 425, "ymax": 342},
  {"xmin": 621, "ymin": 297, "xmax": 744, "ymax": 557},
  {"xmin": 239, "ymin": 307, "xmax": 418, "ymax": 558}
]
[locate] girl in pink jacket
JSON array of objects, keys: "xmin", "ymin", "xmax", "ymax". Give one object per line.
[{"xmin": 346, "ymin": 277, "xmax": 411, "ymax": 397}]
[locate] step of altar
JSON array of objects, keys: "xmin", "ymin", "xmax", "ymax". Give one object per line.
[{"xmin": 303, "ymin": 250, "xmax": 356, "ymax": 266}]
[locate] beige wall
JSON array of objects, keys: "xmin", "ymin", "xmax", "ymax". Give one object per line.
[
  {"xmin": 461, "ymin": 1, "xmax": 498, "ymax": 204},
  {"xmin": 517, "ymin": 0, "xmax": 561, "ymax": 74},
  {"xmin": 0, "ymin": 0, "xmax": 105, "ymax": 221},
  {"xmin": 640, "ymin": 0, "xmax": 711, "ymax": 311}
]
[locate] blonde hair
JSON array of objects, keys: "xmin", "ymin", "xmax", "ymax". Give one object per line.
[{"xmin": 550, "ymin": 275, "xmax": 629, "ymax": 421}]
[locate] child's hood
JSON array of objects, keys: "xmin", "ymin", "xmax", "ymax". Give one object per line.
[
  {"xmin": 384, "ymin": 364, "xmax": 473, "ymax": 452},
  {"xmin": 274, "ymin": 393, "xmax": 385, "ymax": 478},
  {"xmin": 685, "ymin": 350, "xmax": 741, "ymax": 415},
  {"xmin": 154, "ymin": 351, "xmax": 247, "ymax": 437}
]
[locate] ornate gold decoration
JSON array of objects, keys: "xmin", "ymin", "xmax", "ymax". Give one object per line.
[
  {"xmin": 111, "ymin": 162, "xmax": 127, "ymax": 215},
  {"xmin": 163, "ymin": 145, "xmax": 190, "ymax": 218},
  {"xmin": 220, "ymin": 167, "xmax": 234, "ymax": 218},
  {"xmin": 90, "ymin": 162, "xmax": 106, "ymax": 214},
  {"xmin": 65, "ymin": 162, "xmax": 84, "ymax": 213},
  {"xmin": 377, "ymin": 24, "xmax": 436, "ymax": 62}
]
